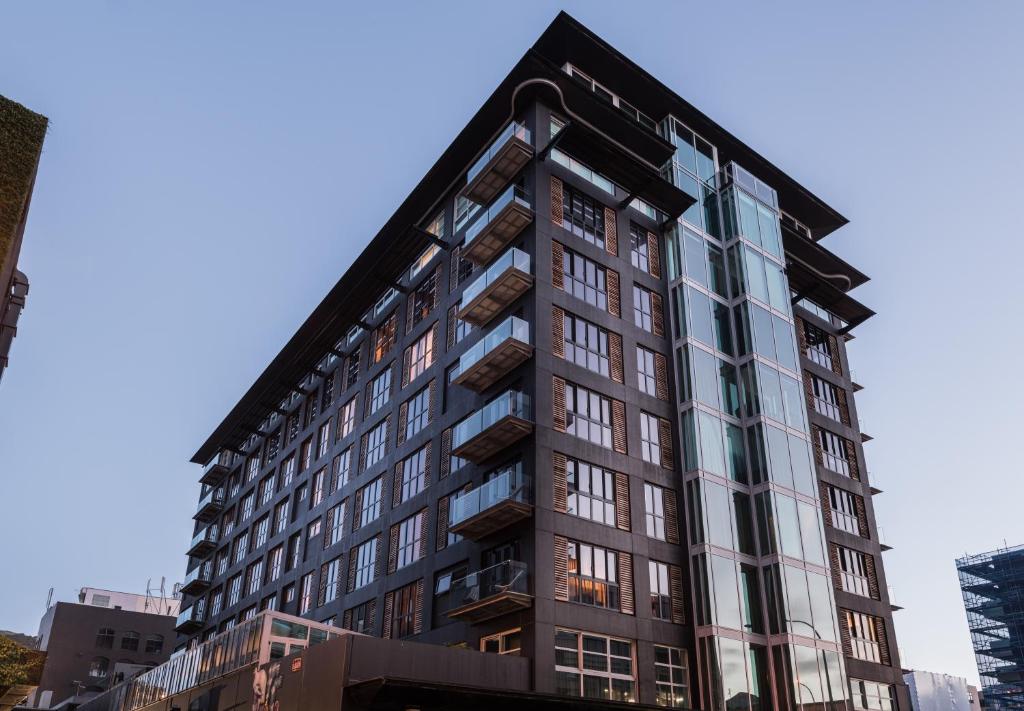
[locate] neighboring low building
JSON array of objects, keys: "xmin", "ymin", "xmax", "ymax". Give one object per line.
[
  {"xmin": 23, "ymin": 589, "xmax": 178, "ymax": 709},
  {"xmin": 904, "ymin": 670, "xmax": 980, "ymax": 711},
  {"xmin": 0, "ymin": 95, "xmax": 47, "ymax": 386},
  {"xmin": 0, "ymin": 634, "xmax": 45, "ymax": 711}
]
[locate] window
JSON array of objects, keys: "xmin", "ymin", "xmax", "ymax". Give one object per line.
[
  {"xmin": 245, "ymin": 560, "xmax": 264, "ymax": 596},
  {"xmin": 215, "ymin": 548, "xmax": 229, "ymax": 576},
  {"xmin": 565, "ymin": 382, "xmax": 612, "ymax": 448},
  {"xmin": 345, "ymin": 601, "xmax": 375, "ymax": 635},
  {"xmin": 253, "ymin": 515, "xmax": 269, "ymax": 549},
  {"xmin": 240, "ymin": 492, "xmax": 255, "ymax": 521},
  {"xmin": 396, "ymin": 513, "xmax": 424, "ymax": 569},
  {"xmin": 563, "ymin": 312, "xmax": 609, "ymax": 377},
  {"xmin": 323, "ymin": 558, "xmax": 342, "ymax": 605},
  {"xmin": 640, "ymin": 412, "xmax": 662, "ymax": 465},
  {"xmin": 409, "ymin": 271, "xmax": 438, "ymax": 329},
  {"xmin": 811, "ymin": 375, "xmax": 843, "ymax": 422},
  {"xmin": 344, "ymin": 351, "xmax": 360, "ymax": 390},
  {"xmin": 88, "ymin": 656, "xmax": 109, "ymax": 678},
  {"xmin": 554, "ymin": 629, "xmax": 635, "ymax": 702},
  {"xmin": 828, "ymin": 485, "xmax": 861, "ymax": 536},
  {"xmin": 365, "ymin": 420, "xmax": 388, "ymax": 469},
  {"xmin": 653, "ymin": 646, "xmax": 689, "ymax": 708},
  {"xmin": 267, "ymin": 545, "xmax": 283, "ymax": 582},
  {"xmin": 246, "ymin": 456, "xmax": 260, "ymax": 483},
  {"xmin": 144, "ymin": 634, "xmax": 164, "ymax": 655},
  {"xmin": 357, "ymin": 477, "xmax": 383, "ymax": 528},
  {"xmin": 310, "ymin": 468, "xmax": 326, "ymax": 508},
  {"xmin": 299, "ymin": 437, "xmax": 313, "ymax": 471},
  {"xmin": 264, "ymin": 431, "xmax": 280, "ymax": 464},
  {"xmin": 326, "ymin": 502, "xmax": 346, "ymax": 548},
  {"xmin": 551, "ymin": 148, "xmax": 615, "ymax": 194},
  {"xmin": 561, "ymin": 184, "xmax": 606, "ymax": 249},
  {"xmin": 307, "ymin": 519, "xmax": 322, "ymax": 541},
  {"xmin": 317, "ymin": 421, "xmax": 331, "ymax": 459},
  {"xmin": 280, "ymin": 455, "xmax": 296, "ymax": 488},
  {"xmin": 209, "ymin": 589, "xmax": 224, "ymax": 617},
  {"xmin": 227, "ymin": 574, "xmax": 242, "ymax": 606},
  {"xmin": 399, "ymin": 445, "xmax": 428, "ymax": 503},
  {"xmin": 648, "ymin": 561, "xmax": 671, "ymax": 619},
  {"xmin": 482, "ymin": 628, "xmax": 522, "ymax": 656},
  {"xmin": 404, "ymin": 386, "xmax": 431, "ymax": 440},
  {"xmin": 286, "ymin": 533, "xmax": 301, "ymax": 572},
  {"xmin": 448, "ymin": 307, "xmax": 475, "ymax": 347},
  {"xmin": 367, "ymin": 370, "xmax": 391, "ymax": 417},
  {"xmin": 820, "ymin": 429, "xmax": 852, "ymax": 477},
  {"xmin": 261, "ymin": 595, "xmax": 277, "ymax": 612},
  {"xmin": 411, "ymin": 217, "xmax": 443, "ymax": 277},
  {"xmin": 566, "ymin": 457, "xmax": 616, "ymax": 526},
  {"xmin": 804, "ymin": 321, "xmax": 835, "ymax": 370},
  {"xmin": 566, "ymin": 541, "xmax": 619, "ymax": 609},
  {"xmin": 562, "ymin": 247, "xmax": 608, "ymax": 311},
  {"xmin": 843, "ymin": 610, "xmax": 882, "ymax": 663},
  {"xmin": 633, "ymin": 284, "xmax": 654, "ymax": 332},
  {"xmin": 321, "ymin": 371, "xmax": 335, "ymax": 410},
  {"xmin": 286, "ymin": 412, "xmax": 300, "ymax": 444},
  {"xmin": 273, "ymin": 500, "xmax": 289, "ymax": 535},
  {"xmin": 838, "ymin": 546, "xmax": 872, "ymax": 598},
  {"xmin": 232, "ymin": 532, "xmax": 249, "ymax": 564},
  {"xmin": 259, "ymin": 475, "xmax": 275, "ymax": 506},
  {"xmin": 338, "ymin": 397, "xmax": 357, "ymax": 439},
  {"xmin": 644, "ymin": 483, "xmax": 666, "ymax": 540},
  {"xmin": 95, "ymin": 628, "xmax": 114, "ymax": 649},
  {"xmin": 303, "ymin": 391, "xmax": 319, "ymax": 429},
  {"xmin": 637, "ymin": 346, "xmax": 657, "ymax": 396},
  {"xmin": 371, "ymin": 312, "xmax": 397, "ymax": 364},
  {"xmin": 354, "ymin": 538, "xmax": 377, "ymax": 589},
  {"xmin": 630, "ymin": 224, "xmax": 649, "ymax": 273},
  {"xmin": 390, "ymin": 581, "xmax": 419, "ymax": 638},
  {"xmin": 299, "ymin": 572, "xmax": 314, "ymax": 614},
  {"xmin": 851, "ymin": 678, "xmax": 896, "ymax": 711},
  {"xmin": 407, "ymin": 329, "xmax": 435, "ymax": 383}
]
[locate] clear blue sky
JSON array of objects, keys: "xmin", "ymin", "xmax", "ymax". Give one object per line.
[{"xmin": 1, "ymin": 1, "xmax": 1021, "ymax": 683}]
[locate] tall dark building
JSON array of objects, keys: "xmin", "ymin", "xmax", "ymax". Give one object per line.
[
  {"xmin": 178, "ymin": 13, "xmax": 906, "ymax": 710},
  {"xmin": 0, "ymin": 95, "xmax": 47, "ymax": 385},
  {"xmin": 958, "ymin": 545, "xmax": 1024, "ymax": 710}
]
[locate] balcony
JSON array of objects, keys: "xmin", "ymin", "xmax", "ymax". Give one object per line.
[
  {"xmin": 450, "ymin": 463, "xmax": 532, "ymax": 540},
  {"xmin": 193, "ymin": 488, "xmax": 225, "ymax": 522},
  {"xmin": 199, "ymin": 452, "xmax": 233, "ymax": 486},
  {"xmin": 174, "ymin": 603, "xmax": 206, "ymax": 633},
  {"xmin": 457, "ymin": 248, "xmax": 533, "ymax": 327},
  {"xmin": 187, "ymin": 525, "xmax": 219, "ymax": 558},
  {"xmin": 462, "ymin": 185, "xmax": 533, "ymax": 266},
  {"xmin": 446, "ymin": 561, "xmax": 532, "ymax": 624},
  {"xmin": 452, "ymin": 390, "xmax": 532, "ymax": 464},
  {"xmin": 180, "ymin": 562, "xmax": 213, "ymax": 595},
  {"xmin": 452, "ymin": 316, "xmax": 532, "ymax": 392},
  {"xmin": 460, "ymin": 122, "xmax": 533, "ymax": 205}
]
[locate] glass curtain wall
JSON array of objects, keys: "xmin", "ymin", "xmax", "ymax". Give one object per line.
[{"xmin": 661, "ymin": 116, "xmax": 848, "ymax": 711}]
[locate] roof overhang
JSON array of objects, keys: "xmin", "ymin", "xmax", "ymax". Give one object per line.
[
  {"xmin": 787, "ymin": 260, "xmax": 875, "ymax": 332},
  {"xmin": 783, "ymin": 224, "xmax": 869, "ymax": 291}
]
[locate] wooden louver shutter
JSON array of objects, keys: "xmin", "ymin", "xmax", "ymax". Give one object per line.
[
  {"xmin": 450, "ymin": 246, "xmax": 461, "ymax": 293},
  {"xmin": 604, "ymin": 206, "xmax": 618, "ymax": 257},
  {"xmin": 659, "ymin": 417, "xmax": 674, "ymax": 470},
  {"xmin": 384, "ymin": 415, "xmax": 393, "ymax": 457},
  {"xmin": 550, "ymin": 176, "xmax": 564, "ymax": 226},
  {"xmin": 609, "ymin": 331, "xmax": 624, "ymax": 383},
  {"xmin": 405, "ymin": 291, "xmax": 415, "ymax": 335},
  {"xmin": 614, "ymin": 471, "xmax": 630, "ymax": 531},
  {"xmin": 374, "ymin": 535, "xmax": 384, "ymax": 578},
  {"xmin": 669, "ymin": 564, "xmax": 685, "ymax": 623},
  {"xmin": 866, "ymin": 553, "xmax": 880, "ymax": 600},
  {"xmin": 323, "ymin": 507, "xmax": 336, "ymax": 550},
  {"xmin": 828, "ymin": 544, "xmax": 843, "ymax": 591},
  {"xmin": 855, "ymin": 495, "xmax": 869, "ymax": 538},
  {"xmin": 388, "ymin": 524, "xmax": 400, "ymax": 574},
  {"xmin": 446, "ymin": 305, "xmax": 457, "ymax": 350},
  {"xmin": 413, "ymin": 579, "xmax": 424, "ymax": 634},
  {"xmin": 397, "ymin": 402, "xmax": 408, "ymax": 446},
  {"xmin": 647, "ymin": 231, "xmax": 661, "ymax": 278},
  {"xmin": 837, "ymin": 387, "xmax": 851, "ymax": 426},
  {"xmin": 436, "ymin": 495, "xmax": 450, "ymax": 551},
  {"xmin": 393, "ymin": 463, "xmax": 404, "ymax": 507},
  {"xmin": 839, "ymin": 610, "xmax": 853, "ymax": 656},
  {"xmin": 654, "ymin": 353, "xmax": 669, "ymax": 401},
  {"xmin": 619, "ymin": 552, "xmax": 634, "ymax": 615},
  {"xmin": 611, "ymin": 399, "xmax": 627, "ymax": 454},
  {"xmin": 847, "ymin": 445, "xmax": 861, "ymax": 481},
  {"xmin": 607, "ymin": 268, "xmax": 621, "ymax": 317},
  {"xmin": 552, "ymin": 377, "xmax": 567, "ymax": 432},
  {"xmin": 423, "ymin": 441, "xmax": 432, "ymax": 487},
  {"xmin": 553, "ymin": 452, "xmax": 568, "ymax": 513},
  {"xmin": 317, "ymin": 563, "xmax": 329, "ymax": 607},
  {"xmin": 382, "ymin": 591, "xmax": 395, "ymax": 639},
  {"xmin": 402, "ymin": 346, "xmax": 412, "ymax": 387},
  {"xmin": 428, "ymin": 378, "xmax": 437, "ymax": 422},
  {"xmin": 342, "ymin": 609, "xmax": 352, "ymax": 630},
  {"xmin": 347, "ymin": 553, "xmax": 358, "ymax": 593},
  {"xmin": 819, "ymin": 482, "xmax": 833, "ymax": 526},
  {"xmin": 440, "ymin": 428, "xmax": 452, "ymax": 479},
  {"xmin": 359, "ymin": 433, "xmax": 368, "ymax": 472},
  {"xmin": 876, "ymin": 617, "xmax": 891, "ymax": 665},
  {"xmin": 828, "ymin": 335, "xmax": 843, "ymax": 376},
  {"xmin": 652, "ymin": 292, "xmax": 665, "ymax": 337},
  {"xmin": 431, "ymin": 265, "xmax": 442, "ymax": 311},
  {"xmin": 553, "ymin": 535, "xmax": 569, "ymax": 601},
  {"xmin": 418, "ymin": 509, "xmax": 429, "ymax": 560},
  {"xmin": 552, "ymin": 241, "xmax": 565, "ymax": 291},
  {"xmin": 664, "ymin": 488, "xmax": 680, "ymax": 545},
  {"xmin": 552, "ymin": 307, "xmax": 565, "ymax": 359}
]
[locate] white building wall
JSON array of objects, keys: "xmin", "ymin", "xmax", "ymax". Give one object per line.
[{"xmin": 904, "ymin": 670, "xmax": 974, "ymax": 711}]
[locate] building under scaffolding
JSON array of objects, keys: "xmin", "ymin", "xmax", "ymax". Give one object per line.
[{"xmin": 958, "ymin": 544, "xmax": 1024, "ymax": 709}]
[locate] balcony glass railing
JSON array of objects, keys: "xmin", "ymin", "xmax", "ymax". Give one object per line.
[
  {"xmin": 452, "ymin": 391, "xmax": 531, "ymax": 450},
  {"xmin": 190, "ymin": 525, "xmax": 219, "ymax": 551},
  {"xmin": 183, "ymin": 562, "xmax": 213, "ymax": 588},
  {"xmin": 461, "ymin": 248, "xmax": 531, "ymax": 307},
  {"xmin": 175, "ymin": 603, "xmax": 206, "ymax": 629},
  {"xmin": 465, "ymin": 185, "xmax": 531, "ymax": 246},
  {"xmin": 196, "ymin": 488, "xmax": 225, "ymax": 513},
  {"xmin": 450, "ymin": 463, "xmax": 530, "ymax": 528},
  {"xmin": 467, "ymin": 122, "xmax": 531, "ymax": 185},
  {"xmin": 457, "ymin": 316, "xmax": 530, "ymax": 376},
  {"xmin": 448, "ymin": 560, "xmax": 529, "ymax": 610}
]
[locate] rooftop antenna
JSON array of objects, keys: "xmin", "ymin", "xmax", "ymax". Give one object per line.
[{"xmin": 44, "ymin": 587, "xmax": 53, "ymax": 612}]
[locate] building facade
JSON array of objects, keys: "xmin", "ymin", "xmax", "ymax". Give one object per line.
[
  {"xmin": 958, "ymin": 544, "xmax": 1024, "ymax": 710},
  {"xmin": 178, "ymin": 13, "xmax": 906, "ymax": 711},
  {"xmin": 903, "ymin": 670, "xmax": 979, "ymax": 711},
  {"xmin": 24, "ymin": 590, "xmax": 177, "ymax": 709},
  {"xmin": 0, "ymin": 95, "xmax": 47, "ymax": 386}
]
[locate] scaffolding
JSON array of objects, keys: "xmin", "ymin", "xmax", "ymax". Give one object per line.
[{"xmin": 957, "ymin": 544, "xmax": 1024, "ymax": 709}]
